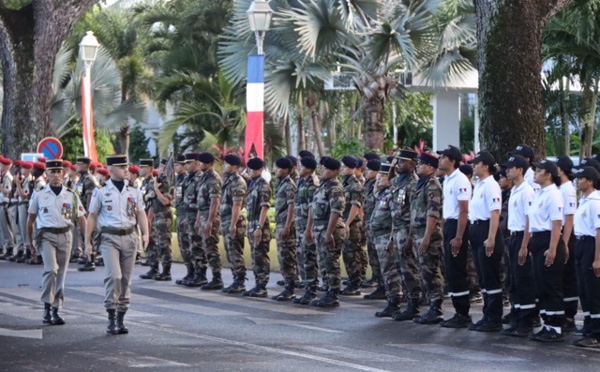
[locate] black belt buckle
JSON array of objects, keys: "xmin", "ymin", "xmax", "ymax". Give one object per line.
[{"xmin": 510, "ymin": 231, "xmax": 524, "ymax": 236}]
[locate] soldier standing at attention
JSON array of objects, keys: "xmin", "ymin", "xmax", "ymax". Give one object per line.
[
  {"xmin": 27, "ymin": 159, "xmax": 87, "ymax": 325},
  {"xmin": 294, "ymin": 156, "xmax": 321, "ymax": 305},
  {"xmin": 173, "ymin": 155, "xmax": 193, "ymax": 285},
  {"xmin": 307, "ymin": 157, "xmax": 345, "ymax": 307},
  {"xmin": 138, "ymin": 159, "xmax": 157, "ymax": 274},
  {"xmin": 76, "ymin": 157, "xmax": 99, "ymax": 271},
  {"xmin": 194, "ymin": 152, "xmax": 223, "ymax": 290},
  {"xmin": 14, "ymin": 161, "xmax": 34, "ymax": 263},
  {"xmin": 363, "ymin": 158, "xmax": 386, "ymax": 300},
  {"xmin": 243, "ymin": 157, "xmax": 272, "ymax": 297},
  {"xmin": 8, "ymin": 161, "xmax": 23, "ymax": 261},
  {"xmin": 0, "ymin": 157, "xmax": 15, "ymax": 260},
  {"xmin": 150, "ymin": 159, "xmax": 174, "ymax": 281},
  {"xmin": 128, "ymin": 166, "xmax": 142, "ymax": 189},
  {"xmin": 409, "ymin": 152, "xmax": 445, "ymax": 325},
  {"xmin": 437, "ymin": 145, "xmax": 473, "ymax": 328},
  {"xmin": 272, "ymin": 157, "xmax": 298, "ymax": 301},
  {"xmin": 340, "ymin": 156, "xmax": 365, "ymax": 296},
  {"xmin": 220, "ymin": 154, "xmax": 248, "ymax": 294},
  {"xmin": 182, "ymin": 153, "xmax": 208, "ymax": 287},
  {"xmin": 86, "ymin": 154, "xmax": 149, "ymax": 335}
]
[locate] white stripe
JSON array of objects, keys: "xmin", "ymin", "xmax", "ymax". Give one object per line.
[
  {"xmin": 563, "ymin": 297, "xmax": 579, "ymax": 302},
  {"xmin": 448, "ymin": 290, "xmax": 470, "ymax": 297},
  {"xmin": 486, "ymin": 288, "xmax": 503, "ymax": 295},
  {"xmin": 513, "ymin": 304, "xmax": 521, "ymax": 309},
  {"xmin": 544, "ymin": 310, "xmax": 565, "ymax": 315},
  {"xmin": 519, "ymin": 304, "xmax": 536, "ymax": 309},
  {"xmin": 246, "ymin": 84, "xmax": 264, "ymax": 111},
  {"xmin": 590, "ymin": 313, "xmax": 600, "ymax": 319},
  {"xmin": 583, "ymin": 311, "xmax": 591, "ymax": 316},
  {"xmin": 480, "ymin": 289, "xmax": 487, "ymax": 293}
]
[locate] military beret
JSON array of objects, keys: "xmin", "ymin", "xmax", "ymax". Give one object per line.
[
  {"xmin": 224, "ymin": 154, "xmax": 243, "ymax": 167},
  {"xmin": 14, "ymin": 160, "xmax": 23, "ymax": 167},
  {"xmin": 62, "ymin": 160, "xmax": 72, "ymax": 168},
  {"xmin": 342, "ymin": 156, "xmax": 358, "ymax": 169},
  {"xmin": 185, "ymin": 153, "xmax": 200, "ymax": 162},
  {"xmin": 128, "ymin": 165, "xmax": 140, "ymax": 174},
  {"xmin": 299, "ymin": 150, "xmax": 315, "ymax": 159},
  {"xmin": 366, "ymin": 159, "xmax": 381, "ymax": 171},
  {"xmin": 46, "ymin": 159, "xmax": 63, "ymax": 170},
  {"xmin": 33, "ymin": 162, "xmax": 46, "ymax": 170},
  {"xmin": 356, "ymin": 158, "xmax": 364, "ymax": 168},
  {"xmin": 37, "ymin": 157, "xmax": 48, "ymax": 163},
  {"xmin": 152, "ymin": 169, "xmax": 158, "ymax": 177},
  {"xmin": 418, "ymin": 152, "xmax": 439, "ymax": 168},
  {"xmin": 106, "ymin": 154, "xmax": 128, "ymax": 166},
  {"xmin": 198, "ymin": 152, "xmax": 215, "ymax": 164},
  {"xmin": 97, "ymin": 168, "xmax": 109, "ymax": 176},
  {"xmin": 397, "ymin": 149, "xmax": 418, "ymax": 161},
  {"xmin": 76, "ymin": 157, "xmax": 91, "ymax": 165},
  {"xmin": 70, "ymin": 164, "xmax": 77, "ymax": 171},
  {"xmin": 323, "ymin": 157, "xmax": 341, "ymax": 171},
  {"xmin": 319, "ymin": 156, "xmax": 331, "ymax": 165},
  {"xmin": 175, "ymin": 154, "xmax": 186, "ymax": 164},
  {"xmin": 139, "ymin": 158, "xmax": 154, "ymax": 167},
  {"xmin": 0, "ymin": 157, "xmax": 12, "ymax": 165},
  {"xmin": 89, "ymin": 162, "xmax": 98, "ymax": 170},
  {"xmin": 286, "ymin": 155, "xmax": 298, "ymax": 166},
  {"xmin": 380, "ymin": 163, "xmax": 392, "ymax": 174},
  {"xmin": 21, "ymin": 161, "xmax": 33, "ymax": 170},
  {"xmin": 247, "ymin": 157, "xmax": 265, "ymax": 170},
  {"xmin": 160, "ymin": 158, "xmax": 168, "ymax": 165},
  {"xmin": 275, "ymin": 157, "xmax": 294, "ymax": 170},
  {"xmin": 300, "ymin": 156, "xmax": 318, "ymax": 170},
  {"xmin": 363, "ymin": 152, "xmax": 380, "ymax": 161}
]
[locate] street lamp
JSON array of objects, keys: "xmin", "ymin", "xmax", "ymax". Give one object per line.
[
  {"xmin": 247, "ymin": 0, "xmax": 273, "ymax": 55},
  {"xmin": 79, "ymin": 31, "xmax": 100, "ymax": 161}
]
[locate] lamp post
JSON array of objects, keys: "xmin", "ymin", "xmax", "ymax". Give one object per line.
[
  {"xmin": 244, "ymin": 0, "xmax": 273, "ymax": 161},
  {"xmin": 79, "ymin": 31, "xmax": 100, "ymax": 161}
]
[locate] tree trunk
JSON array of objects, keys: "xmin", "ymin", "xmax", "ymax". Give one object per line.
[
  {"xmin": 561, "ymin": 81, "xmax": 570, "ymax": 156},
  {"xmin": 475, "ymin": 0, "xmax": 573, "ymax": 161},
  {"xmin": 118, "ymin": 124, "xmax": 131, "ymax": 155},
  {"xmin": 297, "ymin": 110, "xmax": 305, "ymax": 152},
  {"xmin": 580, "ymin": 87, "xmax": 598, "ymax": 159},
  {"xmin": 307, "ymin": 92, "xmax": 325, "ymax": 157},
  {"xmin": 284, "ymin": 115, "xmax": 292, "ymax": 155},
  {"xmin": 0, "ymin": 0, "xmax": 100, "ymax": 158},
  {"xmin": 362, "ymin": 94, "xmax": 384, "ymax": 150}
]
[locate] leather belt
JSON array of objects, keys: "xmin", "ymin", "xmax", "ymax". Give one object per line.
[
  {"xmin": 101, "ymin": 226, "xmax": 136, "ymax": 236},
  {"xmin": 471, "ymin": 220, "xmax": 489, "ymax": 225},
  {"xmin": 510, "ymin": 231, "xmax": 524, "ymax": 236},
  {"xmin": 39, "ymin": 226, "xmax": 71, "ymax": 234}
]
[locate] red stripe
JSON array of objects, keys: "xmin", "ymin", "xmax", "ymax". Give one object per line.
[{"xmin": 245, "ymin": 111, "xmax": 264, "ymax": 162}]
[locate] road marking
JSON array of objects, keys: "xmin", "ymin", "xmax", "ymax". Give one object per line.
[
  {"xmin": 155, "ymin": 303, "xmax": 245, "ymax": 316},
  {"xmin": 0, "ymin": 327, "xmax": 42, "ymax": 339},
  {"xmin": 297, "ymin": 345, "xmax": 417, "ymax": 363},
  {"xmin": 387, "ymin": 343, "xmax": 526, "ymax": 362},
  {"xmin": 246, "ymin": 316, "xmax": 343, "ymax": 333},
  {"xmin": 69, "ymin": 351, "xmax": 190, "ymax": 368}
]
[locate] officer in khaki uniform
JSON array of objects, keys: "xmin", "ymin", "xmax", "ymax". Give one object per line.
[
  {"xmin": 14, "ymin": 161, "xmax": 34, "ymax": 263},
  {"xmin": 86, "ymin": 155, "xmax": 149, "ymax": 335},
  {"xmin": 0, "ymin": 157, "xmax": 15, "ymax": 259},
  {"xmin": 27, "ymin": 159, "xmax": 87, "ymax": 325}
]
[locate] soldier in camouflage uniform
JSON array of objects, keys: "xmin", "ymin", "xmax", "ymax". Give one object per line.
[
  {"xmin": 408, "ymin": 152, "xmax": 444, "ymax": 325},
  {"xmin": 362, "ymin": 158, "xmax": 386, "ymax": 299},
  {"xmin": 272, "ymin": 157, "xmax": 298, "ymax": 301},
  {"xmin": 173, "ymin": 155, "xmax": 193, "ymax": 285},
  {"xmin": 194, "ymin": 152, "xmax": 223, "ymax": 290},
  {"xmin": 150, "ymin": 159, "xmax": 174, "ymax": 281},
  {"xmin": 182, "ymin": 153, "xmax": 208, "ymax": 287},
  {"xmin": 139, "ymin": 159, "xmax": 160, "ymax": 279},
  {"xmin": 293, "ymin": 156, "xmax": 321, "ymax": 305},
  {"xmin": 76, "ymin": 156, "xmax": 100, "ymax": 271},
  {"xmin": 307, "ymin": 157, "xmax": 345, "ymax": 307},
  {"xmin": 220, "ymin": 154, "xmax": 248, "ymax": 294},
  {"xmin": 340, "ymin": 156, "xmax": 366, "ymax": 296},
  {"xmin": 243, "ymin": 157, "xmax": 272, "ymax": 298},
  {"xmin": 354, "ymin": 158, "xmax": 371, "ymax": 288}
]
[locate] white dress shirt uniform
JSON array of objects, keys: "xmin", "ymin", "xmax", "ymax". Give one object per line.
[
  {"xmin": 559, "ymin": 180, "xmax": 577, "ymax": 226},
  {"xmin": 469, "ymin": 175, "xmax": 502, "ymax": 222},
  {"xmin": 507, "ymin": 181, "xmax": 536, "ymax": 233},
  {"xmin": 443, "ymin": 168, "xmax": 472, "ymax": 220},
  {"xmin": 28, "ymin": 182, "xmax": 85, "ymax": 309},
  {"xmin": 525, "ymin": 168, "xmax": 541, "ymax": 194},
  {"xmin": 88, "ymin": 176, "xmax": 144, "ymax": 312},
  {"xmin": 527, "ymin": 183, "xmax": 564, "ymax": 232}
]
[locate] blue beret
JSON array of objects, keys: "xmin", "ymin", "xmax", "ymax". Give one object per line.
[
  {"xmin": 323, "ymin": 157, "xmax": 341, "ymax": 171},
  {"xmin": 286, "ymin": 155, "xmax": 298, "ymax": 166},
  {"xmin": 299, "ymin": 150, "xmax": 315, "ymax": 159},
  {"xmin": 224, "ymin": 154, "xmax": 243, "ymax": 167},
  {"xmin": 364, "ymin": 152, "xmax": 380, "ymax": 161},
  {"xmin": 418, "ymin": 152, "xmax": 439, "ymax": 168},
  {"xmin": 276, "ymin": 157, "xmax": 294, "ymax": 170},
  {"xmin": 198, "ymin": 152, "xmax": 215, "ymax": 163},
  {"xmin": 247, "ymin": 157, "xmax": 265, "ymax": 170},
  {"xmin": 366, "ymin": 159, "xmax": 381, "ymax": 171},
  {"xmin": 342, "ymin": 156, "xmax": 358, "ymax": 169},
  {"xmin": 300, "ymin": 156, "xmax": 317, "ymax": 169}
]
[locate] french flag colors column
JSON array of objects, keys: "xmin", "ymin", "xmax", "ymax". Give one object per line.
[{"xmin": 245, "ymin": 54, "xmax": 265, "ymax": 162}]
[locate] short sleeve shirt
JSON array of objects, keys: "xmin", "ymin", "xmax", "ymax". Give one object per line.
[
  {"xmin": 88, "ymin": 179, "xmax": 144, "ymax": 229},
  {"xmin": 525, "ymin": 168, "xmax": 541, "ymax": 194},
  {"xmin": 28, "ymin": 185, "xmax": 86, "ymax": 229},
  {"xmin": 559, "ymin": 180, "xmax": 577, "ymax": 226},
  {"xmin": 274, "ymin": 176, "xmax": 296, "ymax": 225},
  {"xmin": 443, "ymin": 168, "xmax": 472, "ymax": 219},
  {"xmin": 507, "ymin": 181, "xmax": 536, "ymax": 232},
  {"xmin": 527, "ymin": 183, "xmax": 564, "ymax": 232},
  {"xmin": 574, "ymin": 192, "xmax": 600, "ymax": 237},
  {"xmin": 469, "ymin": 175, "xmax": 502, "ymax": 222}
]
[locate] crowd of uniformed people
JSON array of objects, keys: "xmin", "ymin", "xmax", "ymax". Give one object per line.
[{"xmin": 1, "ymin": 144, "xmax": 600, "ymax": 348}]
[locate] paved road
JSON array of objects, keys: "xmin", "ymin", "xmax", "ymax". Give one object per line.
[{"xmin": 0, "ymin": 260, "xmax": 598, "ymax": 372}]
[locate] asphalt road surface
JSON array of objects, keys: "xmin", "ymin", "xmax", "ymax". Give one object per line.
[{"xmin": 0, "ymin": 260, "xmax": 598, "ymax": 372}]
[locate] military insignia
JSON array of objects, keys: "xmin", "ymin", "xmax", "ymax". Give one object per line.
[
  {"xmin": 79, "ymin": 206, "xmax": 84, "ymax": 211},
  {"xmin": 43, "ymin": 207, "xmax": 48, "ymax": 213},
  {"xmin": 107, "ymin": 206, "xmax": 112, "ymax": 211},
  {"xmin": 492, "ymin": 197, "xmax": 500, "ymax": 203}
]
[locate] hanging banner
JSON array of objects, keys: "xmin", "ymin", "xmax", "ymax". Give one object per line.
[
  {"xmin": 81, "ymin": 74, "xmax": 98, "ymax": 162},
  {"xmin": 245, "ymin": 54, "xmax": 265, "ymax": 162}
]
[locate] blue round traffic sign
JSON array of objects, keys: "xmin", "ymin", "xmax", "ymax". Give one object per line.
[{"xmin": 37, "ymin": 137, "xmax": 63, "ymax": 159}]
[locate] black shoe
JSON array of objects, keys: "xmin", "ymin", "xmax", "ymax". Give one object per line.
[
  {"xmin": 293, "ymin": 289, "xmax": 318, "ymax": 305},
  {"xmin": 201, "ymin": 275, "xmax": 224, "ymax": 290},
  {"xmin": 69, "ymin": 254, "xmax": 81, "ymax": 263},
  {"xmin": 77, "ymin": 257, "xmax": 87, "ymax": 264},
  {"xmin": 393, "ymin": 298, "xmax": 420, "ymax": 321},
  {"xmin": 243, "ymin": 285, "xmax": 268, "ymax": 298},
  {"xmin": 183, "ymin": 268, "xmax": 208, "ymax": 287},
  {"xmin": 176, "ymin": 264, "xmax": 195, "ymax": 285},
  {"xmin": 140, "ymin": 259, "xmax": 150, "ymax": 266},
  {"xmin": 562, "ymin": 319, "xmax": 576, "ymax": 332},
  {"xmin": 574, "ymin": 337, "xmax": 600, "ymax": 348},
  {"xmin": 95, "ymin": 257, "xmax": 104, "ymax": 266},
  {"xmin": 50, "ymin": 308, "xmax": 65, "ymax": 325},
  {"xmin": 139, "ymin": 267, "xmax": 159, "ymax": 279},
  {"xmin": 501, "ymin": 325, "xmax": 532, "ymax": 337},
  {"xmin": 43, "ymin": 303, "xmax": 52, "ymax": 324},
  {"xmin": 471, "ymin": 320, "xmax": 502, "ymax": 332},
  {"xmin": 311, "ymin": 290, "xmax": 340, "ymax": 308},
  {"xmin": 440, "ymin": 314, "xmax": 472, "ymax": 328},
  {"xmin": 106, "ymin": 309, "xmax": 119, "ymax": 335},
  {"xmin": 360, "ymin": 278, "xmax": 378, "ymax": 288},
  {"xmin": 116, "ymin": 311, "xmax": 129, "ymax": 334},
  {"xmin": 272, "ymin": 287, "xmax": 296, "ymax": 301},
  {"xmin": 0, "ymin": 250, "xmax": 14, "ymax": 260},
  {"xmin": 363, "ymin": 285, "xmax": 387, "ymax": 300},
  {"xmin": 375, "ymin": 297, "xmax": 401, "ymax": 318},
  {"xmin": 529, "ymin": 327, "xmax": 564, "ymax": 342},
  {"xmin": 531, "ymin": 316, "xmax": 542, "ymax": 328},
  {"xmin": 154, "ymin": 272, "xmax": 172, "ymax": 281},
  {"xmin": 341, "ymin": 282, "xmax": 361, "ymax": 296},
  {"xmin": 78, "ymin": 261, "xmax": 96, "ymax": 272},
  {"xmin": 223, "ymin": 279, "xmax": 246, "ymax": 294},
  {"xmin": 16, "ymin": 251, "xmax": 30, "ymax": 263},
  {"xmin": 8, "ymin": 251, "xmax": 23, "ymax": 262},
  {"xmin": 501, "ymin": 310, "xmax": 515, "ymax": 325},
  {"xmin": 468, "ymin": 318, "xmax": 487, "ymax": 331},
  {"xmin": 414, "ymin": 300, "xmax": 443, "ymax": 324},
  {"xmin": 276, "ymin": 280, "xmax": 285, "ymax": 286}
]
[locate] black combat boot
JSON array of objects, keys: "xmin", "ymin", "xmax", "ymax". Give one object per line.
[
  {"xmin": 243, "ymin": 282, "xmax": 268, "ymax": 298},
  {"xmin": 363, "ymin": 282, "xmax": 387, "ymax": 300},
  {"xmin": 0, "ymin": 248, "xmax": 14, "ymax": 260},
  {"xmin": 311, "ymin": 289, "xmax": 340, "ymax": 308},
  {"xmin": 184, "ymin": 267, "xmax": 208, "ymax": 287},
  {"xmin": 414, "ymin": 299, "xmax": 443, "ymax": 324},
  {"xmin": 139, "ymin": 264, "xmax": 159, "ymax": 279},
  {"xmin": 201, "ymin": 272, "xmax": 224, "ymax": 290},
  {"xmin": 43, "ymin": 303, "xmax": 52, "ymax": 324},
  {"xmin": 50, "ymin": 307, "xmax": 65, "ymax": 325},
  {"xmin": 116, "ymin": 311, "xmax": 129, "ymax": 334},
  {"xmin": 106, "ymin": 309, "xmax": 119, "ymax": 335},
  {"xmin": 17, "ymin": 249, "xmax": 31, "ymax": 263},
  {"xmin": 341, "ymin": 277, "xmax": 362, "ymax": 296},
  {"xmin": 8, "ymin": 250, "xmax": 23, "ymax": 262},
  {"xmin": 95, "ymin": 255, "xmax": 104, "ymax": 266},
  {"xmin": 272, "ymin": 281, "xmax": 296, "ymax": 301},
  {"xmin": 140, "ymin": 259, "xmax": 150, "ymax": 266},
  {"xmin": 78, "ymin": 255, "xmax": 96, "ymax": 271},
  {"xmin": 294, "ymin": 284, "xmax": 318, "ymax": 305},
  {"xmin": 375, "ymin": 296, "xmax": 402, "ymax": 318},
  {"xmin": 176, "ymin": 263, "xmax": 195, "ymax": 285},
  {"xmin": 154, "ymin": 263, "xmax": 172, "ymax": 281},
  {"xmin": 393, "ymin": 297, "xmax": 421, "ymax": 321},
  {"xmin": 223, "ymin": 274, "xmax": 246, "ymax": 294}
]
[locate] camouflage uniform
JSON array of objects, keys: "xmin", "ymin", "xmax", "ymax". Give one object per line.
[
  {"xmin": 183, "ymin": 171, "xmax": 206, "ymax": 270},
  {"xmin": 220, "ymin": 171, "xmax": 247, "ymax": 281},
  {"xmin": 409, "ymin": 174, "xmax": 444, "ymax": 304},
  {"xmin": 370, "ymin": 185, "xmax": 401, "ymax": 298},
  {"xmin": 196, "ymin": 169, "xmax": 222, "ymax": 275},
  {"xmin": 174, "ymin": 173, "xmax": 191, "ymax": 264},
  {"xmin": 312, "ymin": 177, "xmax": 346, "ymax": 291},
  {"xmin": 341, "ymin": 174, "xmax": 365, "ymax": 286},
  {"xmin": 76, "ymin": 171, "xmax": 99, "ymax": 262},
  {"xmin": 246, "ymin": 175, "xmax": 272, "ymax": 287},
  {"xmin": 274, "ymin": 176, "xmax": 298, "ymax": 284},
  {"xmin": 294, "ymin": 174, "xmax": 320, "ymax": 285},
  {"xmin": 151, "ymin": 174, "xmax": 173, "ymax": 267},
  {"xmin": 141, "ymin": 176, "xmax": 159, "ymax": 264},
  {"xmin": 363, "ymin": 177, "xmax": 383, "ymax": 284}
]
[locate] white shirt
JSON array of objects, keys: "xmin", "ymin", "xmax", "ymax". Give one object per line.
[
  {"xmin": 574, "ymin": 192, "xmax": 600, "ymax": 237},
  {"xmin": 559, "ymin": 180, "xmax": 577, "ymax": 226},
  {"xmin": 443, "ymin": 168, "xmax": 472, "ymax": 219},
  {"xmin": 88, "ymin": 179, "xmax": 144, "ymax": 229},
  {"xmin": 28, "ymin": 185, "xmax": 86, "ymax": 229},
  {"xmin": 1, "ymin": 172, "xmax": 13, "ymax": 203},
  {"xmin": 18, "ymin": 175, "xmax": 33, "ymax": 202},
  {"xmin": 507, "ymin": 181, "xmax": 536, "ymax": 233},
  {"xmin": 527, "ymin": 183, "xmax": 564, "ymax": 232},
  {"xmin": 469, "ymin": 175, "xmax": 502, "ymax": 222},
  {"xmin": 525, "ymin": 168, "xmax": 540, "ymax": 194}
]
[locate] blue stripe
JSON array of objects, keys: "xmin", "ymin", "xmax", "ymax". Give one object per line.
[{"xmin": 247, "ymin": 55, "xmax": 265, "ymax": 84}]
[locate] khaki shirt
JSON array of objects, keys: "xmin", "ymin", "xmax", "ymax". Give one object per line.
[
  {"xmin": 88, "ymin": 179, "xmax": 144, "ymax": 229},
  {"xmin": 28, "ymin": 185, "xmax": 86, "ymax": 229}
]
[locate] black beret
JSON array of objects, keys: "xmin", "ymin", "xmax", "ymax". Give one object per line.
[
  {"xmin": 160, "ymin": 158, "xmax": 168, "ymax": 165},
  {"xmin": 247, "ymin": 157, "xmax": 265, "ymax": 170},
  {"xmin": 175, "ymin": 154, "xmax": 186, "ymax": 164},
  {"xmin": 319, "ymin": 156, "xmax": 331, "ymax": 165},
  {"xmin": 323, "ymin": 157, "xmax": 341, "ymax": 171},
  {"xmin": 366, "ymin": 159, "xmax": 381, "ymax": 171},
  {"xmin": 299, "ymin": 150, "xmax": 315, "ymax": 159},
  {"xmin": 342, "ymin": 156, "xmax": 358, "ymax": 169},
  {"xmin": 198, "ymin": 152, "xmax": 215, "ymax": 164},
  {"xmin": 356, "ymin": 158, "xmax": 364, "ymax": 168},
  {"xmin": 224, "ymin": 154, "xmax": 243, "ymax": 167},
  {"xmin": 363, "ymin": 152, "xmax": 380, "ymax": 161},
  {"xmin": 286, "ymin": 155, "xmax": 298, "ymax": 166},
  {"xmin": 275, "ymin": 157, "xmax": 294, "ymax": 170},
  {"xmin": 418, "ymin": 152, "xmax": 439, "ymax": 168},
  {"xmin": 300, "ymin": 156, "xmax": 318, "ymax": 170}
]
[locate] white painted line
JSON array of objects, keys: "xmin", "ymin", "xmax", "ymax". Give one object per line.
[
  {"xmin": 0, "ymin": 327, "xmax": 42, "ymax": 339},
  {"xmin": 388, "ymin": 343, "xmax": 526, "ymax": 362},
  {"xmin": 298, "ymin": 345, "xmax": 416, "ymax": 363},
  {"xmin": 154, "ymin": 303, "xmax": 245, "ymax": 316},
  {"xmin": 246, "ymin": 317, "xmax": 343, "ymax": 333}
]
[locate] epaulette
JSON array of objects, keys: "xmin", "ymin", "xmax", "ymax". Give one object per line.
[{"xmin": 65, "ymin": 187, "xmax": 74, "ymax": 193}]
